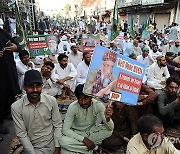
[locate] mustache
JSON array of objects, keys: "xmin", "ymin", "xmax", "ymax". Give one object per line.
[{"xmin": 31, "ymin": 92, "xmax": 41, "ymax": 95}]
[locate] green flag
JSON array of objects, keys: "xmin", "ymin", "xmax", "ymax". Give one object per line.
[
  {"xmin": 129, "ymin": 18, "xmax": 135, "ymax": 39},
  {"xmin": 110, "ymin": 0, "xmax": 119, "ymax": 41},
  {"xmin": 10, "ymin": 0, "xmax": 27, "ymax": 49},
  {"xmin": 25, "ymin": 21, "xmax": 33, "ymax": 36},
  {"xmin": 141, "ymin": 17, "xmax": 150, "ymax": 41}
]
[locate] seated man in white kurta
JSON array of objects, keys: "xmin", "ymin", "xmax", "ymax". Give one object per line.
[
  {"xmin": 147, "ymin": 56, "xmax": 170, "ymax": 93},
  {"xmin": 41, "ymin": 61, "xmax": 58, "ymax": 97},
  {"xmin": 76, "ymin": 52, "xmax": 91, "ymax": 86},
  {"xmin": 52, "ymin": 53, "xmax": 77, "ymax": 99},
  {"xmin": 16, "ymin": 50, "xmax": 34, "ymax": 91},
  {"xmin": 68, "ymin": 43, "xmax": 83, "ymax": 69}
]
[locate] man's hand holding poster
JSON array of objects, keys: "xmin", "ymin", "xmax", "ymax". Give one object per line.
[{"xmin": 83, "ymin": 45, "xmax": 146, "ymax": 105}]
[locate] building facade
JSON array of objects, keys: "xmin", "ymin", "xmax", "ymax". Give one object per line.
[
  {"xmin": 17, "ymin": 0, "xmax": 39, "ymax": 30},
  {"xmin": 118, "ymin": 0, "xmax": 180, "ymax": 31}
]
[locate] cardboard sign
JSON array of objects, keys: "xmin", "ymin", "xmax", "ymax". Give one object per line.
[
  {"xmin": 27, "ymin": 34, "xmax": 58, "ymax": 56},
  {"xmin": 82, "ymin": 34, "xmax": 100, "ymax": 52},
  {"xmin": 83, "ymin": 45, "xmax": 146, "ymax": 105}
]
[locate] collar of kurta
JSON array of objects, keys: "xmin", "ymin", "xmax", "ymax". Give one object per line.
[
  {"xmin": 24, "ymin": 94, "xmax": 46, "ymax": 106},
  {"xmin": 137, "ymin": 133, "xmax": 150, "ymax": 152}
]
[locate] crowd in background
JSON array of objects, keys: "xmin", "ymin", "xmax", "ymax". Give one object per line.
[{"xmin": 0, "ymin": 15, "xmax": 180, "ymax": 154}]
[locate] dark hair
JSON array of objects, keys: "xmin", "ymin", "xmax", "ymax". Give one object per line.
[
  {"xmin": 43, "ymin": 61, "xmax": 55, "ymax": 69},
  {"xmin": 57, "ymin": 53, "xmax": 68, "ymax": 62},
  {"xmin": 83, "ymin": 52, "xmax": 90, "ymax": 58},
  {"xmin": 152, "ymin": 43, "xmax": 158, "ymax": 48},
  {"xmin": 166, "ymin": 76, "xmax": 180, "ymax": 86},
  {"xmin": 75, "ymin": 84, "xmax": 84, "ymax": 98},
  {"xmin": 165, "ymin": 52, "xmax": 174, "ymax": 57},
  {"xmin": 137, "ymin": 114, "xmax": 163, "ymax": 135},
  {"xmin": 19, "ymin": 50, "xmax": 29, "ymax": 60}
]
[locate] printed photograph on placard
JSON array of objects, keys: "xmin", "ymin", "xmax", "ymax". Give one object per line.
[
  {"xmin": 27, "ymin": 34, "xmax": 58, "ymax": 56},
  {"xmin": 83, "ymin": 45, "xmax": 146, "ymax": 105}
]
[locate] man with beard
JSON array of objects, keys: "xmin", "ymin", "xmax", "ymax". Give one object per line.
[
  {"xmin": 68, "ymin": 43, "xmax": 83, "ymax": 68},
  {"xmin": 127, "ymin": 114, "xmax": 179, "ymax": 154},
  {"xmin": 41, "ymin": 61, "xmax": 58, "ymax": 96},
  {"xmin": 11, "ymin": 70, "xmax": 62, "ymax": 154},
  {"xmin": 169, "ymin": 23, "xmax": 179, "ymax": 42},
  {"xmin": 76, "ymin": 52, "xmax": 91, "ymax": 86},
  {"xmin": 137, "ymin": 46, "xmax": 151, "ymax": 68},
  {"xmin": 52, "ymin": 54, "xmax": 77, "ymax": 99},
  {"xmin": 47, "ymin": 35, "xmax": 58, "ymax": 55},
  {"xmin": 157, "ymin": 76, "xmax": 180, "ymax": 128},
  {"xmin": 60, "ymin": 84, "xmax": 114, "ymax": 154},
  {"xmin": 170, "ymin": 39, "xmax": 180, "ymax": 56},
  {"xmin": 149, "ymin": 44, "xmax": 162, "ymax": 65},
  {"xmin": 16, "ymin": 50, "xmax": 35, "ymax": 91},
  {"xmin": 129, "ymin": 39, "xmax": 142, "ymax": 56},
  {"xmin": 84, "ymin": 51, "xmax": 117, "ymax": 99},
  {"xmin": 165, "ymin": 52, "xmax": 180, "ymax": 79},
  {"xmin": 147, "ymin": 56, "xmax": 170, "ymax": 93}
]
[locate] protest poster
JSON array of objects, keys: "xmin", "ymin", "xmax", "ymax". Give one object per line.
[
  {"xmin": 27, "ymin": 34, "xmax": 58, "ymax": 57},
  {"xmin": 82, "ymin": 34, "xmax": 100, "ymax": 52},
  {"xmin": 83, "ymin": 45, "xmax": 146, "ymax": 105}
]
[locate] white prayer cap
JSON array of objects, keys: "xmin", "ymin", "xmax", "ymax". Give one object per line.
[
  {"xmin": 169, "ymin": 40, "xmax": 174, "ymax": 43},
  {"xmin": 61, "ymin": 35, "xmax": 67, "ymax": 41},
  {"xmin": 70, "ymin": 43, "xmax": 76, "ymax": 47}
]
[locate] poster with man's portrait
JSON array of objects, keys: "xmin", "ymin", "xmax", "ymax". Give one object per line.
[
  {"xmin": 83, "ymin": 45, "xmax": 146, "ymax": 105},
  {"xmin": 82, "ymin": 34, "xmax": 100, "ymax": 52},
  {"xmin": 27, "ymin": 34, "xmax": 58, "ymax": 57}
]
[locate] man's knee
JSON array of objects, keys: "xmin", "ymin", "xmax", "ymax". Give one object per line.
[
  {"xmin": 102, "ymin": 137, "xmax": 113, "ymax": 147},
  {"xmin": 59, "ymin": 136, "xmax": 72, "ymax": 148}
]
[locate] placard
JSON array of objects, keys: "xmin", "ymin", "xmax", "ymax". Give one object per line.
[
  {"xmin": 27, "ymin": 34, "xmax": 58, "ymax": 56},
  {"xmin": 82, "ymin": 34, "xmax": 100, "ymax": 52},
  {"xmin": 83, "ymin": 45, "xmax": 146, "ymax": 105}
]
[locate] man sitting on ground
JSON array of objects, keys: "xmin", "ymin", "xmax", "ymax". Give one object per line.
[
  {"xmin": 76, "ymin": 52, "xmax": 91, "ymax": 86},
  {"xmin": 11, "ymin": 70, "xmax": 62, "ymax": 154},
  {"xmin": 137, "ymin": 46, "xmax": 151, "ymax": 68},
  {"xmin": 157, "ymin": 76, "xmax": 180, "ymax": 128},
  {"xmin": 68, "ymin": 43, "xmax": 83, "ymax": 68},
  {"xmin": 147, "ymin": 55, "xmax": 170, "ymax": 93},
  {"xmin": 16, "ymin": 50, "xmax": 34, "ymax": 91},
  {"xmin": 41, "ymin": 61, "xmax": 58, "ymax": 96},
  {"xmin": 165, "ymin": 52, "xmax": 180, "ymax": 79},
  {"xmin": 101, "ymin": 101, "xmax": 136, "ymax": 153},
  {"xmin": 127, "ymin": 114, "xmax": 179, "ymax": 154},
  {"xmin": 52, "ymin": 53, "xmax": 77, "ymax": 99},
  {"xmin": 60, "ymin": 84, "xmax": 114, "ymax": 154}
]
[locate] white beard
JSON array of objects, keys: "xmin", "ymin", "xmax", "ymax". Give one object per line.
[{"xmin": 49, "ymin": 46, "xmax": 57, "ymax": 54}]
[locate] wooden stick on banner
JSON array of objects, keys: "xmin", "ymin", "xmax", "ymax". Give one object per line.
[{"xmin": 108, "ymin": 100, "xmax": 113, "ymax": 108}]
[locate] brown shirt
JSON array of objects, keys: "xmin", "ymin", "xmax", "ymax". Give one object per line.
[
  {"xmin": 112, "ymin": 105, "xmax": 137, "ymax": 139},
  {"xmin": 138, "ymin": 84, "xmax": 157, "ymax": 105}
]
